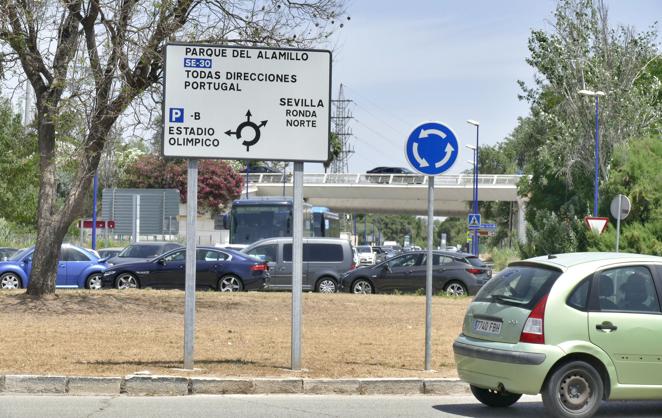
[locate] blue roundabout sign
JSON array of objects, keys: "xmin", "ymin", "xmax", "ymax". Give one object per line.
[{"xmin": 405, "ymin": 121, "xmax": 459, "ymax": 175}]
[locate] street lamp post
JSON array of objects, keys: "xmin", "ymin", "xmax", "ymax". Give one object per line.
[
  {"xmin": 464, "ymin": 152, "xmax": 476, "ymax": 253},
  {"xmin": 578, "ymin": 89, "xmax": 605, "ymax": 217},
  {"xmin": 467, "ymin": 120, "xmax": 480, "ymax": 255}
]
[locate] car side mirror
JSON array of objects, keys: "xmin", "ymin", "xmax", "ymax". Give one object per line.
[
  {"xmin": 383, "ymin": 264, "xmax": 392, "ymax": 273},
  {"xmin": 157, "ymin": 259, "xmax": 166, "ymax": 266}
]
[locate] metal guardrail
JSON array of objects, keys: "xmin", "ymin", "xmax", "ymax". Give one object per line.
[{"xmin": 246, "ymin": 173, "xmax": 523, "ymax": 186}]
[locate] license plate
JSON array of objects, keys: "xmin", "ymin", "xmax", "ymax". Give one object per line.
[{"xmin": 473, "ymin": 319, "xmax": 502, "ymax": 335}]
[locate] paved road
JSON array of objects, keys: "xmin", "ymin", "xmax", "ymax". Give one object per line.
[{"xmin": 1, "ymin": 394, "xmax": 661, "ymax": 417}]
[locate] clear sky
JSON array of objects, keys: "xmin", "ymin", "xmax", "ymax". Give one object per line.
[{"xmin": 311, "ymin": 0, "xmax": 661, "ymax": 174}]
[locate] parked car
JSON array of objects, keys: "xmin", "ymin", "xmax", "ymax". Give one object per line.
[
  {"xmin": 453, "ymin": 251, "xmax": 492, "ymax": 279},
  {"xmin": 240, "ymin": 165, "xmax": 280, "ymax": 173},
  {"xmin": 380, "ymin": 244, "xmax": 402, "ymax": 260},
  {"xmin": 372, "ymin": 246, "xmax": 387, "ymax": 264},
  {"xmin": 0, "ymin": 244, "xmax": 107, "ymax": 290},
  {"xmin": 339, "ymin": 251, "xmax": 488, "ymax": 295},
  {"xmin": 356, "ymin": 245, "xmax": 376, "ymax": 265},
  {"xmin": 242, "ymin": 237, "xmax": 355, "ymax": 293},
  {"xmin": 453, "ymin": 252, "xmax": 662, "ymax": 418},
  {"xmin": 366, "ymin": 166, "xmax": 412, "ymax": 174},
  {"xmin": 102, "ymin": 247, "xmax": 269, "ymax": 291},
  {"xmin": 106, "ymin": 242, "xmax": 183, "ymax": 266},
  {"xmin": 97, "ymin": 247, "xmax": 124, "ymax": 260},
  {"xmin": 215, "ymin": 243, "xmax": 248, "ymax": 252},
  {"xmin": 0, "ymin": 247, "xmax": 17, "ymax": 261}
]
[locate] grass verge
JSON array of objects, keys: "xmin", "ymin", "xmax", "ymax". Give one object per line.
[{"xmin": 0, "ymin": 290, "xmax": 469, "ymax": 378}]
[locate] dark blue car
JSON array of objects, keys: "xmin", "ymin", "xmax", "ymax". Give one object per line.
[
  {"xmin": 101, "ymin": 246, "xmax": 270, "ymax": 291},
  {"xmin": 0, "ymin": 244, "xmax": 108, "ymax": 290}
]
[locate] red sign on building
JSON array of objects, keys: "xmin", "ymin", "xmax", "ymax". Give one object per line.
[{"xmin": 79, "ymin": 220, "xmax": 116, "ymax": 229}]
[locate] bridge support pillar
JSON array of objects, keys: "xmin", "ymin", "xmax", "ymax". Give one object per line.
[{"xmin": 516, "ymin": 197, "xmax": 528, "ymax": 245}]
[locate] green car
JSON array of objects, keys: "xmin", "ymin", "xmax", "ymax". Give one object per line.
[{"xmin": 453, "ymin": 252, "xmax": 662, "ymax": 418}]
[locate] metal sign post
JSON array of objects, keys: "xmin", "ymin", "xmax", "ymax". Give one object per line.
[
  {"xmin": 616, "ymin": 198, "xmax": 622, "ymax": 252},
  {"xmin": 425, "ymin": 175, "xmax": 434, "ymax": 370},
  {"xmin": 184, "ymin": 159, "xmax": 198, "ymax": 369},
  {"xmin": 610, "ymin": 194, "xmax": 631, "ymax": 253},
  {"xmin": 291, "ymin": 161, "xmax": 304, "ymax": 370},
  {"xmin": 405, "ymin": 121, "xmax": 458, "ymax": 371},
  {"xmin": 131, "ymin": 195, "xmax": 141, "ymax": 243}
]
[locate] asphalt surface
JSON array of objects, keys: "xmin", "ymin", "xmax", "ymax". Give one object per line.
[{"xmin": 1, "ymin": 394, "xmax": 661, "ymax": 417}]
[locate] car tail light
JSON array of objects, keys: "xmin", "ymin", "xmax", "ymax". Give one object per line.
[
  {"xmin": 350, "ymin": 261, "xmax": 357, "ymax": 270},
  {"xmin": 519, "ymin": 294, "xmax": 548, "ymax": 344},
  {"xmin": 466, "ymin": 268, "xmax": 482, "ymax": 274},
  {"xmin": 250, "ymin": 263, "xmax": 268, "ymax": 271}
]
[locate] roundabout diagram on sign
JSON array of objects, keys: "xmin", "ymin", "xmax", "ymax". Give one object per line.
[
  {"xmin": 225, "ymin": 110, "xmax": 268, "ymax": 151},
  {"xmin": 405, "ymin": 121, "xmax": 459, "ymax": 175}
]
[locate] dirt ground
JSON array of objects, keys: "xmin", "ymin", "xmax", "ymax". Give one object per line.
[{"xmin": 0, "ymin": 290, "xmax": 469, "ymax": 378}]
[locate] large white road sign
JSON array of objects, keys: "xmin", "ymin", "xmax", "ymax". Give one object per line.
[{"xmin": 162, "ymin": 44, "xmax": 331, "ymax": 162}]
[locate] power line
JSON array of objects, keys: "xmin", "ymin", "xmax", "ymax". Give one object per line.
[{"xmin": 343, "ymin": 84, "xmax": 414, "ymax": 130}]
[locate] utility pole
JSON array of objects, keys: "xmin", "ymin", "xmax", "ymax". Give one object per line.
[{"xmin": 330, "ymin": 84, "xmax": 354, "ymax": 173}]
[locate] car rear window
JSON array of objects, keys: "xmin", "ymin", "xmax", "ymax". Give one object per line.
[
  {"xmin": 465, "ymin": 256, "xmax": 486, "ymax": 268},
  {"xmin": 474, "ymin": 264, "xmax": 561, "ymax": 308}
]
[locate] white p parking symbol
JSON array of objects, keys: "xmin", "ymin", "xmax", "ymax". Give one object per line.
[{"xmin": 169, "ymin": 108, "xmax": 184, "ymax": 123}]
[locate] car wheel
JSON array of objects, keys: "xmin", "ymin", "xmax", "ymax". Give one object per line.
[
  {"xmin": 316, "ymin": 277, "xmax": 337, "ymax": 293},
  {"xmin": 470, "ymin": 385, "xmax": 522, "ymax": 407},
  {"xmin": 541, "ymin": 360, "xmax": 603, "ymax": 418},
  {"xmin": 444, "ymin": 280, "xmax": 467, "ymax": 297},
  {"xmin": 115, "ymin": 273, "xmax": 139, "ymax": 290},
  {"xmin": 218, "ymin": 275, "xmax": 243, "ymax": 292},
  {"xmin": 352, "ymin": 279, "xmax": 373, "ymax": 294},
  {"xmin": 85, "ymin": 273, "xmax": 103, "ymax": 290},
  {"xmin": 0, "ymin": 272, "xmax": 22, "ymax": 289}
]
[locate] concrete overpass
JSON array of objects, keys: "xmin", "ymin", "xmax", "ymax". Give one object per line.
[{"xmin": 244, "ymin": 173, "xmax": 528, "ymax": 241}]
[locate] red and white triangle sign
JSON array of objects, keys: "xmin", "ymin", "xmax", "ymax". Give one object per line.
[{"xmin": 584, "ymin": 217, "xmax": 609, "ymax": 234}]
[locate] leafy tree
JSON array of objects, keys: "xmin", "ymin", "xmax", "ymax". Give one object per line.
[
  {"xmin": 0, "ymin": 0, "xmax": 346, "ymax": 296},
  {"xmin": 121, "ymin": 155, "xmax": 243, "ymax": 214},
  {"xmin": 488, "ymin": 0, "xmax": 662, "ymax": 257},
  {"xmin": 586, "ymin": 136, "xmax": 662, "ymax": 254},
  {"xmin": 323, "ymin": 132, "xmax": 342, "ymax": 172},
  {"xmin": 0, "ymin": 99, "xmax": 38, "ymax": 226}
]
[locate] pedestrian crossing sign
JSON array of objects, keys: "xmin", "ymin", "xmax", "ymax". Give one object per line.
[{"xmin": 468, "ymin": 213, "xmax": 481, "ymax": 229}]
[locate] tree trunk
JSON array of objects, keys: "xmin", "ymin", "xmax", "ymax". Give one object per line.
[{"xmin": 27, "ymin": 100, "xmax": 65, "ymax": 296}]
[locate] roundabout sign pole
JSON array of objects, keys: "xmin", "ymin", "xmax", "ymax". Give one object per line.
[{"xmin": 405, "ymin": 121, "xmax": 459, "ymax": 371}]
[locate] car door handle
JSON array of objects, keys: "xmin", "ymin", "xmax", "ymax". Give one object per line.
[{"xmin": 596, "ymin": 321, "xmax": 618, "ymax": 332}]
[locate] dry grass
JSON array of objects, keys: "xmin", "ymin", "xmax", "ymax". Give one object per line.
[{"xmin": 0, "ymin": 290, "xmax": 469, "ymax": 378}]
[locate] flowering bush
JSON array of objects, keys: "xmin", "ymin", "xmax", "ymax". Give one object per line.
[{"xmin": 121, "ymin": 155, "xmax": 243, "ymax": 214}]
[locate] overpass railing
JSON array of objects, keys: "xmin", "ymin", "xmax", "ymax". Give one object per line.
[{"xmin": 245, "ymin": 173, "xmax": 523, "ymax": 186}]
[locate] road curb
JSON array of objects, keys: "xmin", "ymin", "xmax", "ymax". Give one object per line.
[
  {"xmin": 359, "ymin": 378, "xmax": 423, "ymax": 395},
  {"xmin": 303, "ymin": 379, "xmax": 361, "ymax": 394},
  {"xmin": 4, "ymin": 375, "xmax": 67, "ymax": 394},
  {"xmin": 0, "ymin": 374, "xmax": 468, "ymax": 396},
  {"xmin": 123, "ymin": 375, "xmax": 189, "ymax": 396},
  {"xmin": 67, "ymin": 376, "xmax": 123, "ymax": 395}
]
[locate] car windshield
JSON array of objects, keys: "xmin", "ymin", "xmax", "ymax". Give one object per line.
[
  {"xmin": 474, "ymin": 265, "xmax": 561, "ymax": 308},
  {"xmin": 357, "ymin": 246, "xmax": 371, "ymax": 253},
  {"xmin": 118, "ymin": 244, "xmax": 164, "ymax": 258},
  {"xmin": 8, "ymin": 248, "xmax": 32, "ymax": 261}
]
